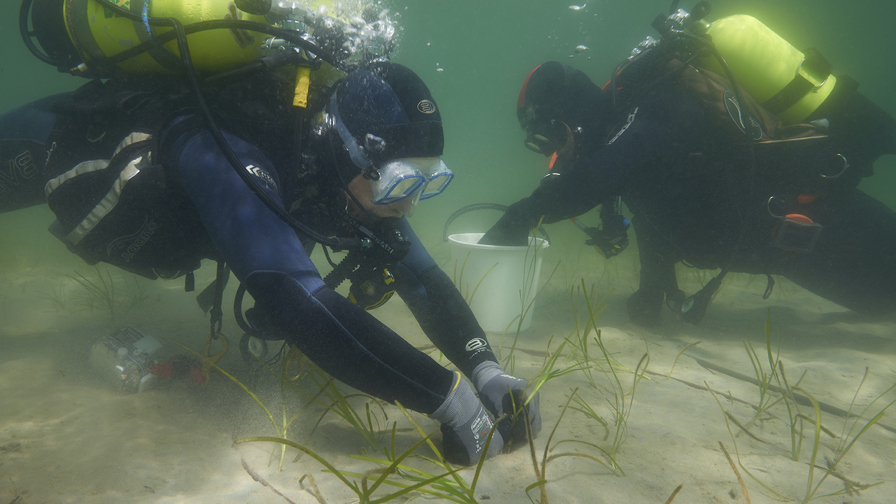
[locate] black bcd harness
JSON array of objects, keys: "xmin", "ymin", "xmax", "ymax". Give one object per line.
[{"xmin": 609, "ymin": 21, "xmax": 861, "ymax": 323}]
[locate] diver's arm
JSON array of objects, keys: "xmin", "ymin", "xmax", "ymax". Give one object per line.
[
  {"xmin": 626, "ymin": 211, "xmax": 682, "ymax": 325},
  {"xmin": 535, "ymin": 91, "xmax": 709, "ymax": 221},
  {"xmin": 392, "ymin": 219, "xmax": 499, "ymax": 378},
  {"xmin": 482, "ymin": 91, "xmax": 703, "ymax": 245},
  {"xmin": 165, "ymin": 127, "xmax": 455, "ymax": 414},
  {"xmin": 392, "ymin": 219, "xmax": 542, "ymax": 442}
]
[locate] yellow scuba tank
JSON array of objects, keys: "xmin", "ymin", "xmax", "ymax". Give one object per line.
[
  {"xmin": 51, "ymin": 0, "xmax": 338, "ymax": 77},
  {"xmin": 28, "ymin": 0, "xmax": 352, "ymax": 108},
  {"xmin": 700, "ymin": 14, "xmax": 836, "ymax": 125},
  {"xmin": 59, "ymin": 0, "xmax": 273, "ymax": 75}
]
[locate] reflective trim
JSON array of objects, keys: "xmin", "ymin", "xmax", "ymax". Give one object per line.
[
  {"xmin": 44, "ymin": 132, "xmax": 152, "ymax": 196},
  {"xmin": 44, "ymin": 132, "xmax": 153, "ymax": 245},
  {"xmin": 66, "ymin": 155, "xmax": 146, "ymax": 245},
  {"xmin": 44, "ymin": 158, "xmax": 110, "ymax": 196}
]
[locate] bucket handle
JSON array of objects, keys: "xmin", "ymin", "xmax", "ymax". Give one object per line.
[{"xmin": 442, "ymin": 203, "xmax": 551, "ymax": 243}]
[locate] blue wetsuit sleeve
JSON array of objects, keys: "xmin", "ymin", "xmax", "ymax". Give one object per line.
[
  {"xmin": 392, "ymin": 219, "xmax": 498, "ymax": 377},
  {"xmin": 168, "ymin": 128, "xmax": 454, "ymax": 413}
]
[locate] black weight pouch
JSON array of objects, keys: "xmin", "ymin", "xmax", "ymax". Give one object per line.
[{"xmin": 44, "ymin": 79, "xmax": 214, "ymax": 279}]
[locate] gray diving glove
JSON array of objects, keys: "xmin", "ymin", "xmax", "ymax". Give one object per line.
[
  {"xmin": 472, "ymin": 361, "xmax": 542, "ymax": 448},
  {"xmin": 431, "ymin": 371, "xmax": 504, "ymax": 466}
]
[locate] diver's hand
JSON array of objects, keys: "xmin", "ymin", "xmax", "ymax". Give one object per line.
[
  {"xmin": 478, "ymin": 221, "xmax": 530, "ymax": 246},
  {"xmin": 583, "ymin": 226, "xmax": 629, "ymax": 258},
  {"xmin": 432, "ymin": 373, "xmax": 504, "ymax": 466},
  {"xmin": 472, "ymin": 361, "xmax": 541, "ymax": 448},
  {"xmin": 583, "ymin": 214, "xmax": 629, "ymax": 258},
  {"xmin": 440, "ymin": 401, "xmax": 504, "ymax": 466},
  {"xmin": 478, "ymin": 201, "xmax": 536, "ymax": 246}
]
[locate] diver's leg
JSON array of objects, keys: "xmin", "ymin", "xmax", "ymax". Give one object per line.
[
  {"xmin": 816, "ymin": 79, "xmax": 896, "ymax": 168},
  {"xmin": 627, "ymin": 214, "xmax": 681, "ymax": 324},
  {"xmin": 781, "ymin": 191, "xmax": 896, "ymax": 315},
  {"xmin": 0, "ymin": 95, "xmax": 68, "ymax": 212}
]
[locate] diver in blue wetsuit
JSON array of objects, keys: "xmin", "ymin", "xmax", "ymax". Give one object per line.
[
  {"xmin": 481, "ymin": 59, "xmax": 896, "ymax": 325},
  {"xmin": 0, "ymin": 61, "xmax": 541, "ymax": 465}
]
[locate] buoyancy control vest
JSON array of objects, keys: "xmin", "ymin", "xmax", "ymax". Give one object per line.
[
  {"xmin": 665, "ymin": 58, "xmax": 855, "ymax": 258},
  {"xmin": 43, "ymin": 78, "xmax": 212, "ymax": 279},
  {"xmin": 608, "ymin": 11, "xmax": 863, "ymax": 324},
  {"xmin": 42, "ymin": 70, "xmax": 303, "ymax": 279},
  {"xmin": 667, "ymin": 59, "xmax": 858, "ymax": 194},
  {"xmin": 616, "ymin": 6, "xmax": 884, "ymax": 195},
  {"xmin": 609, "ymin": 29, "xmax": 861, "ymax": 231}
]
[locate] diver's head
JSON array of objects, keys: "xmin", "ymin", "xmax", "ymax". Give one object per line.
[
  {"xmin": 325, "ymin": 62, "xmax": 452, "ymax": 219},
  {"xmin": 517, "ymin": 61, "xmax": 611, "ymax": 164}
]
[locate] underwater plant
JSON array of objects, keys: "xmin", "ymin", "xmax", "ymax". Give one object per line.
[
  {"xmin": 67, "ymin": 265, "xmax": 149, "ymax": 318},
  {"xmin": 301, "ymin": 360, "xmax": 391, "ymax": 455},
  {"xmin": 711, "ymin": 310, "xmax": 896, "ymax": 502},
  {"xmin": 743, "ymin": 316, "xmax": 784, "ymax": 423},
  {"xmin": 515, "ymin": 279, "xmax": 649, "ymax": 503},
  {"xmin": 239, "ymin": 400, "xmax": 498, "ymax": 504},
  {"xmin": 524, "ymin": 389, "xmax": 581, "ymax": 504},
  {"xmin": 797, "ymin": 368, "xmax": 896, "ymax": 502},
  {"xmin": 39, "ymin": 280, "xmax": 69, "ymax": 312},
  {"xmin": 69, "ymin": 266, "xmax": 117, "ymax": 316},
  {"xmin": 170, "ymin": 335, "xmax": 498, "ymax": 503},
  {"xmin": 576, "ymin": 279, "xmax": 648, "ymax": 474}
]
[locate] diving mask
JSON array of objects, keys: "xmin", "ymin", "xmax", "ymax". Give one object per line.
[
  {"xmin": 370, "ymin": 157, "xmax": 453, "ymax": 205},
  {"xmin": 524, "ymin": 119, "xmax": 572, "ymax": 157}
]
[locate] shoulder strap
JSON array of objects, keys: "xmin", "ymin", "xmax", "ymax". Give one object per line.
[{"xmin": 670, "ymin": 60, "xmax": 781, "ymax": 141}]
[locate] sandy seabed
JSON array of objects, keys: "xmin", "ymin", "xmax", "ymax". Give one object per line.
[{"xmin": 1, "ymin": 223, "xmax": 895, "ymax": 504}]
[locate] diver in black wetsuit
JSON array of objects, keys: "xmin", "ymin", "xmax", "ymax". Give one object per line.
[
  {"xmin": 0, "ymin": 60, "xmax": 543, "ymax": 466},
  {"xmin": 480, "ymin": 59, "xmax": 896, "ymax": 325}
]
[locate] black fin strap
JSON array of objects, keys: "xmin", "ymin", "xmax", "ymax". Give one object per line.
[
  {"xmin": 762, "ymin": 274, "xmax": 775, "ymax": 300},
  {"xmin": 209, "ymin": 261, "xmax": 230, "ymax": 336}
]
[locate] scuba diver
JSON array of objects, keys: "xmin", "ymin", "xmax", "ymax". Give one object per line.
[
  {"xmin": 480, "ymin": 3, "xmax": 896, "ymax": 325},
  {"xmin": 1, "ymin": 0, "xmax": 540, "ymax": 465}
]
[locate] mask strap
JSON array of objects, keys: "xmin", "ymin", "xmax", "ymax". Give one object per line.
[
  {"xmin": 330, "ymin": 91, "xmax": 378, "ymax": 178},
  {"xmin": 326, "ymin": 122, "xmax": 380, "ymax": 225}
]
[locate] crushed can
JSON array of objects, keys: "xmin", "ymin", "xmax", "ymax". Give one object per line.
[{"xmin": 88, "ymin": 326, "xmax": 161, "ymax": 393}]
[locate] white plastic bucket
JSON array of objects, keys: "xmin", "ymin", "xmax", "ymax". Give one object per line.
[{"xmin": 448, "ymin": 232, "xmax": 549, "ymax": 333}]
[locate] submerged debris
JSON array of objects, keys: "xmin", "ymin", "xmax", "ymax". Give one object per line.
[
  {"xmin": 574, "ymin": 44, "xmax": 590, "ymax": 54},
  {"xmin": 569, "ymin": 3, "xmax": 587, "ymax": 11}
]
